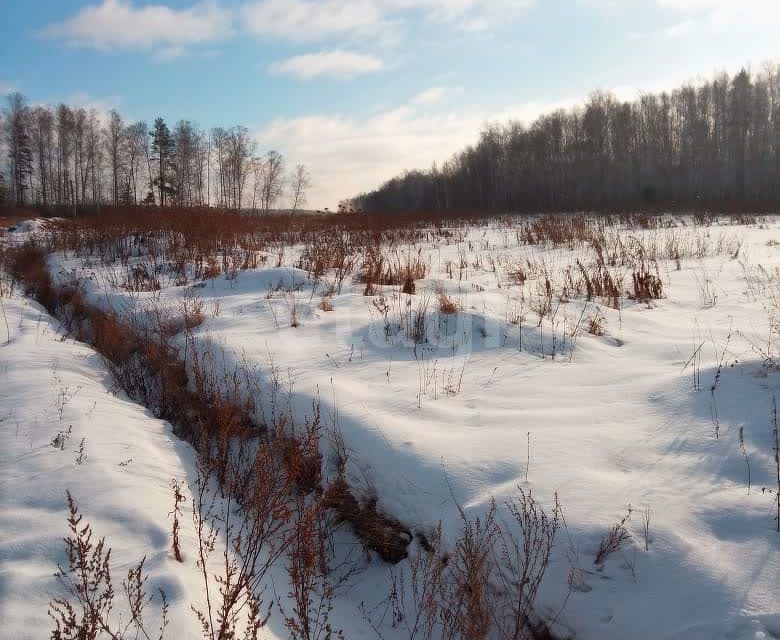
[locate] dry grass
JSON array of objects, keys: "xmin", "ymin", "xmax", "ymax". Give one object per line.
[
  {"xmin": 520, "ymin": 215, "xmax": 595, "ymax": 248},
  {"xmin": 594, "ymin": 509, "xmax": 632, "ymax": 566},
  {"xmin": 323, "ymin": 477, "xmax": 412, "ymax": 563},
  {"xmin": 362, "ymin": 487, "xmax": 562, "ymax": 640},
  {"xmin": 587, "ymin": 312, "xmax": 606, "ymax": 336},
  {"xmin": 49, "ymin": 492, "xmax": 170, "ymax": 640},
  {"xmin": 361, "ymin": 248, "xmax": 427, "ymax": 288},
  {"xmin": 436, "ymin": 286, "xmax": 459, "ymax": 315},
  {"xmin": 630, "ymin": 262, "xmax": 664, "ymax": 301},
  {"xmin": 572, "ymin": 260, "xmax": 622, "ymax": 309}
]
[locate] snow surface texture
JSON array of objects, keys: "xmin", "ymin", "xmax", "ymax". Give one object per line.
[
  {"xmin": 0, "ymin": 292, "xmax": 201, "ymax": 637},
  {"xmin": 3, "ymin": 215, "xmax": 780, "ymax": 639}
]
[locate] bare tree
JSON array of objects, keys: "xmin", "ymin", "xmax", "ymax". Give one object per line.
[
  {"xmin": 86, "ymin": 109, "xmax": 103, "ymax": 205},
  {"xmin": 225, "ymin": 126, "xmax": 255, "ymax": 209},
  {"xmin": 29, "ymin": 105, "xmax": 55, "ymax": 205},
  {"xmin": 171, "ymin": 120, "xmax": 208, "ymax": 206},
  {"xmin": 210, "ymin": 127, "xmax": 227, "ymax": 207},
  {"xmin": 250, "ymin": 155, "xmax": 263, "ymax": 213},
  {"xmin": 124, "ymin": 121, "xmax": 148, "ymax": 205},
  {"xmin": 56, "ymin": 104, "xmax": 74, "ymax": 207},
  {"xmin": 105, "ymin": 109, "xmax": 123, "ymax": 206},
  {"xmin": 260, "ymin": 150, "xmax": 284, "ymax": 214},
  {"xmin": 288, "ymin": 163, "xmax": 311, "ymax": 215}
]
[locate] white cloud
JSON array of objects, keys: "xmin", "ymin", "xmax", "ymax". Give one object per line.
[
  {"xmin": 41, "ymin": 0, "xmax": 232, "ymax": 54},
  {"xmin": 384, "ymin": 0, "xmax": 533, "ymax": 22},
  {"xmin": 153, "ymin": 46, "xmax": 187, "ymax": 61},
  {"xmin": 656, "ymin": 0, "xmax": 780, "ymax": 35},
  {"xmin": 661, "ymin": 19, "xmax": 694, "ymax": 38},
  {"xmin": 243, "ymin": 0, "xmax": 385, "ymax": 43},
  {"xmin": 459, "ymin": 16, "xmax": 490, "ymax": 32},
  {"xmin": 658, "ymin": 0, "xmax": 767, "ymax": 10},
  {"xmin": 597, "ymin": 0, "xmax": 780, "ymax": 38},
  {"xmin": 411, "ymin": 86, "xmax": 448, "ymax": 105},
  {"xmin": 268, "ymin": 50, "xmax": 384, "ymax": 79},
  {"xmin": 242, "ymin": 0, "xmax": 533, "ymax": 44},
  {"xmin": 41, "ymin": 0, "xmax": 534, "ymax": 68}
]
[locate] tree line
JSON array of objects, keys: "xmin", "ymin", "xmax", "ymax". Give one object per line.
[
  {"xmin": 0, "ymin": 94, "xmax": 312, "ymax": 213},
  {"xmin": 352, "ymin": 66, "xmax": 780, "ymax": 213}
]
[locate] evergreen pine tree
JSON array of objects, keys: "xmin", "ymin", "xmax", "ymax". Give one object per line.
[{"xmin": 151, "ymin": 117, "xmax": 176, "ymax": 206}]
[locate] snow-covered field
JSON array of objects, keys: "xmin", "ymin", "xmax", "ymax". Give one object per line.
[
  {"xmin": 3, "ymin": 214, "xmax": 779, "ymax": 639},
  {"xmin": 0, "ymin": 290, "xmax": 215, "ymax": 639}
]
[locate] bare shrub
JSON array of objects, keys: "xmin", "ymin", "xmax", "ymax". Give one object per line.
[
  {"xmin": 493, "ymin": 489, "xmax": 561, "ymax": 640},
  {"xmin": 202, "ymin": 256, "xmax": 221, "ymax": 280},
  {"xmin": 436, "ymin": 286, "xmax": 458, "ymax": 315},
  {"xmin": 181, "ymin": 288, "xmax": 205, "ymax": 332},
  {"xmin": 75, "ymin": 438, "xmax": 87, "ymax": 465},
  {"xmin": 323, "ymin": 476, "xmax": 411, "ymax": 563},
  {"xmin": 399, "ymin": 292, "xmax": 431, "ymax": 344},
  {"xmin": 0, "ymin": 256, "xmax": 11, "ymax": 342},
  {"xmin": 522, "ymin": 215, "xmax": 595, "ymax": 248},
  {"xmin": 49, "ymin": 492, "xmax": 169, "ymax": 640},
  {"xmin": 190, "ymin": 451, "xmax": 293, "ymax": 640},
  {"xmin": 364, "ymin": 485, "xmax": 562, "ymax": 640},
  {"xmin": 361, "ymin": 248, "xmax": 426, "ymax": 293},
  {"xmin": 8, "ymin": 242, "xmax": 58, "ymax": 311},
  {"xmin": 437, "ymin": 502, "xmax": 497, "ymax": 640},
  {"xmin": 575, "ymin": 260, "xmax": 621, "ymax": 309},
  {"xmin": 694, "ymin": 267, "xmax": 718, "ymax": 308},
  {"xmin": 587, "ymin": 311, "xmax": 606, "ymax": 336},
  {"xmin": 364, "ymin": 275, "xmax": 378, "ymax": 296},
  {"xmin": 640, "ymin": 506, "xmax": 652, "ymax": 551},
  {"xmin": 764, "ymin": 395, "xmax": 780, "ymax": 532},
  {"xmin": 629, "ymin": 262, "xmax": 663, "ymax": 301},
  {"xmin": 124, "ymin": 261, "xmax": 161, "ymax": 292},
  {"xmin": 299, "ymin": 231, "xmax": 357, "ymax": 293},
  {"xmin": 51, "ymin": 425, "xmax": 73, "ymax": 450},
  {"xmin": 400, "ymin": 259, "xmax": 427, "ymax": 283},
  {"xmin": 280, "ymin": 408, "xmax": 324, "ymax": 496},
  {"xmin": 594, "ymin": 508, "xmax": 632, "ymax": 565},
  {"xmin": 170, "ymin": 479, "xmax": 186, "ymax": 562},
  {"xmin": 288, "ymin": 294, "xmax": 301, "ymax": 328},
  {"xmin": 367, "ymin": 527, "xmax": 446, "ymax": 640},
  {"xmin": 510, "ymin": 265, "xmax": 527, "ymax": 287},
  {"xmin": 281, "ymin": 498, "xmax": 344, "ymax": 640}
]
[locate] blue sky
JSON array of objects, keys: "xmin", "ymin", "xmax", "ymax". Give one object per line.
[{"xmin": 1, "ymin": 0, "xmax": 778, "ymax": 207}]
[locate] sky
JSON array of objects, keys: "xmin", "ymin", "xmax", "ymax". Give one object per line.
[{"xmin": 1, "ymin": 0, "xmax": 779, "ymax": 209}]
